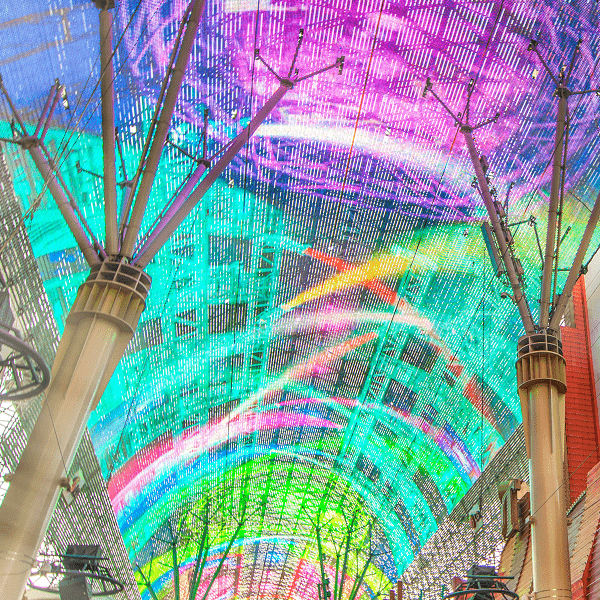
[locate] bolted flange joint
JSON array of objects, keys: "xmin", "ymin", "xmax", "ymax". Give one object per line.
[
  {"xmin": 67, "ymin": 259, "xmax": 151, "ymax": 334},
  {"xmin": 515, "ymin": 331, "xmax": 566, "ymax": 393}
]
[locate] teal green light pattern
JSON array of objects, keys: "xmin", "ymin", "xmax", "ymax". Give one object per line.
[{"xmin": 5, "ymin": 122, "xmax": 599, "ymax": 600}]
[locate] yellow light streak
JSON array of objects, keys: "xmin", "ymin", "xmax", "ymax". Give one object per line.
[{"xmin": 281, "ymin": 252, "xmax": 427, "ymax": 311}]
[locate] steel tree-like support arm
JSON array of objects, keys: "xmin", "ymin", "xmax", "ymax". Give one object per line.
[
  {"xmin": 198, "ymin": 509, "xmax": 247, "ymax": 600},
  {"xmin": 137, "ymin": 566, "xmax": 161, "ymax": 600},
  {"xmin": 134, "ymin": 51, "xmax": 345, "ymax": 268},
  {"xmin": 549, "ymin": 189, "xmax": 600, "ymax": 330},
  {"xmin": 0, "ymin": 5, "xmax": 343, "ymax": 597},
  {"xmin": 539, "ymin": 92, "xmax": 568, "ymax": 328},
  {"xmin": 0, "ymin": 79, "xmax": 102, "ymax": 266},
  {"xmin": 187, "ymin": 509, "xmax": 210, "ymax": 600},
  {"xmin": 424, "ymin": 37, "xmax": 600, "ymax": 600},
  {"xmin": 119, "ymin": 0, "xmax": 206, "ymax": 258},
  {"xmin": 462, "ymin": 128, "xmax": 536, "ymax": 333},
  {"xmin": 133, "ymin": 81, "xmax": 291, "ymax": 267},
  {"xmin": 27, "ymin": 143, "xmax": 103, "ymax": 266},
  {"xmin": 423, "ymin": 78, "xmax": 535, "ymax": 335},
  {"xmin": 99, "ymin": 6, "xmax": 119, "ymax": 256}
]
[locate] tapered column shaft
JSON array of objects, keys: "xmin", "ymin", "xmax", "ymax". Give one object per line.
[
  {"xmin": 0, "ymin": 261, "xmax": 150, "ymax": 599},
  {"xmin": 516, "ymin": 333, "xmax": 571, "ymax": 600},
  {"xmin": 528, "ymin": 382, "xmax": 571, "ymax": 600}
]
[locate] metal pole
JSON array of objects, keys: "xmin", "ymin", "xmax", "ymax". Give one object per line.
[
  {"xmin": 347, "ymin": 556, "xmax": 371, "ymax": 600},
  {"xmin": 27, "ymin": 144, "xmax": 101, "ymax": 266},
  {"xmin": 120, "ymin": 0, "xmax": 206, "ymax": 258},
  {"xmin": 334, "ymin": 552, "xmax": 340, "ymax": 600},
  {"xmin": 172, "ymin": 540, "xmax": 180, "ymax": 600},
  {"xmin": 188, "ymin": 515, "xmax": 209, "ymax": 600},
  {"xmin": 134, "ymin": 81, "xmax": 292, "ymax": 267},
  {"xmin": 516, "ymin": 333, "xmax": 571, "ymax": 600},
  {"xmin": 34, "ymin": 83, "xmax": 58, "ymax": 138},
  {"xmin": 116, "ymin": 3, "xmax": 191, "ymax": 245},
  {"xmin": 137, "ymin": 566, "xmax": 161, "ymax": 600},
  {"xmin": 39, "ymin": 141, "xmax": 107, "ymax": 261},
  {"xmin": 539, "ymin": 93, "xmax": 568, "ymax": 328},
  {"xmin": 0, "ymin": 261, "xmax": 150, "ymax": 598},
  {"xmin": 136, "ymin": 161, "xmax": 208, "ymax": 252},
  {"xmin": 99, "ymin": 7, "xmax": 119, "ymax": 256},
  {"xmin": 40, "ymin": 87, "xmax": 61, "ymax": 143},
  {"xmin": 462, "ymin": 128, "xmax": 535, "ymax": 333},
  {"xmin": 338, "ymin": 513, "xmax": 356, "ymax": 600},
  {"xmin": 549, "ymin": 190, "xmax": 600, "ymax": 330},
  {"xmin": 316, "ymin": 522, "xmax": 331, "ymax": 600}
]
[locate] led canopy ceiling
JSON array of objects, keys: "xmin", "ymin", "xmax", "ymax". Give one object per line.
[{"xmin": 2, "ymin": 0, "xmax": 600, "ymax": 599}]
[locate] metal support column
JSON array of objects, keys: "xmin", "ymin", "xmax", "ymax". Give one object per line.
[
  {"xmin": 0, "ymin": 261, "xmax": 150, "ymax": 599},
  {"xmin": 338, "ymin": 521, "xmax": 354, "ymax": 600},
  {"xmin": 26, "ymin": 144, "xmax": 101, "ymax": 266},
  {"xmin": 187, "ymin": 513, "xmax": 209, "ymax": 600},
  {"xmin": 316, "ymin": 523, "xmax": 330, "ymax": 600},
  {"xmin": 347, "ymin": 556, "xmax": 371, "ymax": 600},
  {"xmin": 423, "ymin": 41, "xmax": 600, "ymax": 600},
  {"xmin": 516, "ymin": 333, "xmax": 570, "ymax": 600}
]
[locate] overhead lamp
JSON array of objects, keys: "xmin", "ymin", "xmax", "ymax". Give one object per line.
[{"xmin": 480, "ymin": 223, "xmax": 505, "ymax": 278}]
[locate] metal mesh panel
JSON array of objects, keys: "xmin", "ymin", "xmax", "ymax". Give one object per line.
[{"xmin": 402, "ymin": 426, "xmax": 528, "ymax": 600}]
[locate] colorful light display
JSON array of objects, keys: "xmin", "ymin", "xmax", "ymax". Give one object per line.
[{"xmin": 2, "ymin": 0, "xmax": 600, "ymax": 599}]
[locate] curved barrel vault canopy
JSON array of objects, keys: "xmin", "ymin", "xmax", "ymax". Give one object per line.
[{"xmin": 2, "ymin": 0, "xmax": 600, "ymax": 598}]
